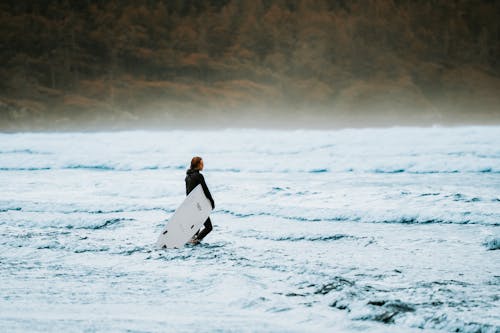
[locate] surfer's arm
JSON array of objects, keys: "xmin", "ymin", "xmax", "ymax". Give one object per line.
[{"xmin": 199, "ymin": 174, "xmax": 215, "ymax": 209}]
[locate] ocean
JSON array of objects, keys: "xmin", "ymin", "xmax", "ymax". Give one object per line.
[{"xmin": 0, "ymin": 127, "xmax": 499, "ymax": 332}]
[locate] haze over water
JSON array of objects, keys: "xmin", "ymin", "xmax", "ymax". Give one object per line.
[{"xmin": 1, "ymin": 127, "xmax": 499, "ymax": 332}]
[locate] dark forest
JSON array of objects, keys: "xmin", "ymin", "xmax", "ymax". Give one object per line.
[{"xmin": 1, "ymin": 0, "xmax": 499, "ymax": 129}]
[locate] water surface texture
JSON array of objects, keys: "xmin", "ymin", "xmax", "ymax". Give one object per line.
[{"xmin": 1, "ymin": 127, "xmax": 499, "ymax": 332}]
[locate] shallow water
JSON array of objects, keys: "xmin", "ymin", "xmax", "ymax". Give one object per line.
[{"xmin": 0, "ymin": 127, "xmax": 499, "ymax": 332}]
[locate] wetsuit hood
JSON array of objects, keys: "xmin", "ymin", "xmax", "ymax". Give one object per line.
[{"xmin": 186, "ymin": 168, "xmax": 199, "ymax": 175}]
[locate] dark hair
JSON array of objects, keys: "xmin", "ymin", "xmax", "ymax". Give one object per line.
[{"xmin": 190, "ymin": 156, "xmax": 203, "ymax": 170}]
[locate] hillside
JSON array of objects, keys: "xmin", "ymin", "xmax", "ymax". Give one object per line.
[{"xmin": 1, "ymin": 0, "xmax": 499, "ymax": 130}]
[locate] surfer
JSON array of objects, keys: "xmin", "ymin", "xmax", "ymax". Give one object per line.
[{"xmin": 185, "ymin": 156, "xmax": 215, "ymax": 244}]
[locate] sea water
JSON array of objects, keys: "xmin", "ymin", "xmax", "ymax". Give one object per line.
[{"xmin": 0, "ymin": 127, "xmax": 499, "ymax": 332}]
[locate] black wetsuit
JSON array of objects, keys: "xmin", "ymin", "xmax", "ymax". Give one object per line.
[{"xmin": 185, "ymin": 169, "xmax": 214, "ymax": 241}]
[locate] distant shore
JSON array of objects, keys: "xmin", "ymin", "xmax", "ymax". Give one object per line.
[{"xmin": 2, "ymin": 1, "xmax": 499, "ymax": 132}]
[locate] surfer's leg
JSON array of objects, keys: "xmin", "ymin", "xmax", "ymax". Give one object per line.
[{"xmin": 196, "ymin": 218, "xmax": 213, "ymax": 241}]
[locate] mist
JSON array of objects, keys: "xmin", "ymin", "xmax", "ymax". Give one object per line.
[{"xmin": 1, "ymin": 0, "xmax": 499, "ymax": 131}]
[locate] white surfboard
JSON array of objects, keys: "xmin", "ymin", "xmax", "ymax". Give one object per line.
[{"xmin": 157, "ymin": 184, "xmax": 213, "ymax": 249}]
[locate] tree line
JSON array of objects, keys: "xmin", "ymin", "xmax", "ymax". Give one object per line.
[{"xmin": 1, "ymin": 0, "xmax": 499, "ymax": 128}]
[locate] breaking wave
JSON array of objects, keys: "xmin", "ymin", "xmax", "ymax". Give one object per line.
[{"xmin": 1, "ymin": 127, "xmax": 499, "ymax": 332}]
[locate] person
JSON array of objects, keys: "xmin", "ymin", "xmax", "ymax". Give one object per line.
[{"xmin": 185, "ymin": 156, "xmax": 215, "ymax": 244}]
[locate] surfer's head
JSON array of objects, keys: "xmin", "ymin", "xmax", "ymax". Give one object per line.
[{"xmin": 190, "ymin": 156, "xmax": 203, "ymax": 171}]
